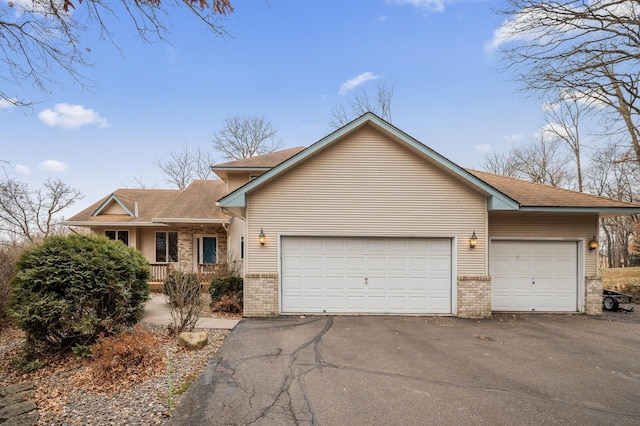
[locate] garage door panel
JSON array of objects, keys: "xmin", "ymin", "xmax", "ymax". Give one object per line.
[
  {"xmin": 282, "ymin": 237, "xmax": 452, "ymax": 314},
  {"xmin": 346, "ymin": 256, "xmax": 365, "ymax": 270},
  {"xmin": 491, "ymin": 241, "xmax": 578, "ymax": 312},
  {"xmin": 366, "ymin": 256, "xmax": 387, "ymax": 270}
]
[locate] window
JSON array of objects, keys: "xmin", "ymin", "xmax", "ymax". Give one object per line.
[
  {"xmin": 105, "ymin": 230, "xmax": 129, "ymax": 246},
  {"xmin": 240, "ymin": 236, "xmax": 245, "ymax": 259},
  {"xmin": 156, "ymin": 231, "xmax": 178, "ymax": 263}
]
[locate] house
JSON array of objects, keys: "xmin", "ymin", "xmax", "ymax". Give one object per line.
[{"xmin": 65, "ymin": 113, "xmax": 640, "ymax": 318}]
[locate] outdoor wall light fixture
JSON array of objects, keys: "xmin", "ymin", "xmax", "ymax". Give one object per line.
[
  {"xmin": 588, "ymin": 236, "xmax": 598, "ymax": 251},
  {"xmin": 469, "ymin": 231, "xmax": 478, "ymax": 249},
  {"xmin": 258, "ymin": 228, "xmax": 266, "ymax": 246}
]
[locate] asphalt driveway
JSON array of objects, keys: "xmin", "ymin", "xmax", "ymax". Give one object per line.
[{"xmin": 170, "ymin": 313, "xmax": 640, "ymax": 425}]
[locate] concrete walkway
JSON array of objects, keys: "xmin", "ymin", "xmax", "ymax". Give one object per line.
[{"xmin": 143, "ymin": 295, "xmax": 240, "ymax": 330}]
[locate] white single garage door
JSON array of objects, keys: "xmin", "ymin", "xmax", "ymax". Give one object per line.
[
  {"xmin": 281, "ymin": 236, "xmax": 452, "ymax": 314},
  {"xmin": 491, "ymin": 241, "xmax": 578, "ymax": 312}
]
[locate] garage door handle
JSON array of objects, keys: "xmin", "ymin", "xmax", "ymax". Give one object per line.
[
  {"xmin": 364, "ymin": 277, "xmax": 368, "ymax": 285},
  {"xmin": 532, "ymin": 277, "xmax": 535, "ymax": 285}
]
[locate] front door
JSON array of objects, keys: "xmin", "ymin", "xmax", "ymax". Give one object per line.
[
  {"xmin": 194, "ymin": 235, "xmax": 217, "ymax": 272},
  {"xmin": 202, "ymin": 237, "xmax": 217, "ymax": 264}
]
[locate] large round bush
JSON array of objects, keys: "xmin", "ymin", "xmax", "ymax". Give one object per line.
[{"xmin": 8, "ymin": 234, "xmax": 150, "ymax": 352}]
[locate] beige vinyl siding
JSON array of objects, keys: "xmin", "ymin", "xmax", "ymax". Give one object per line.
[
  {"xmin": 246, "ymin": 124, "xmax": 487, "ymax": 276},
  {"xmin": 488, "ymin": 212, "xmax": 599, "ymax": 276},
  {"xmin": 101, "ymin": 202, "xmax": 128, "ymax": 215},
  {"xmin": 227, "ymin": 173, "xmax": 253, "ymax": 193}
]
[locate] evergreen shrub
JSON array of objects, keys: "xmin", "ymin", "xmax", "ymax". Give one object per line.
[{"xmin": 8, "ymin": 235, "xmax": 150, "ymax": 353}]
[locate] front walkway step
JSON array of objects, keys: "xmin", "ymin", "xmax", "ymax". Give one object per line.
[{"xmin": 0, "ymin": 382, "xmax": 38, "ymax": 426}]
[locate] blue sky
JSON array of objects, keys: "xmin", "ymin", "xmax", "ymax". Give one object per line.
[{"xmin": 1, "ymin": 0, "xmax": 544, "ymax": 214}]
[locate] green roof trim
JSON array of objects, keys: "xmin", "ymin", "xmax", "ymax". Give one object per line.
[
  {"xmin": 218, "ymin": 113, "xmax": 521, "ymax": 209},
  {"xmin": 92, "ymin": 194, "xmax": 135, "ymax": 217}
]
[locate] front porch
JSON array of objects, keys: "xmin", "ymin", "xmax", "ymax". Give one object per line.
[{"xmin": 148, "ymin": 263, "xmax": 225, "ymax": 291}]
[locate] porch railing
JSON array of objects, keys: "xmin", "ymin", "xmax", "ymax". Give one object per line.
[
  {"xmin": 149, "ymin": 263, "xmax": 174, "ymax": 283},
  {"xmin": 149, "ymin": 263, "xmax": 221, "ymax": 283}
]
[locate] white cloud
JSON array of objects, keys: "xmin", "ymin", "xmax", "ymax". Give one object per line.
[
  {"xmin": 38, "ymin": 103, "xmax": 109, "ymax": 129},
  {"xmin": 536, "ymin": 123, "xmax": 572, "ymax": 140},
  {"xmin": 476, "ymin": 144, "xmax": 491, "ymax": 153},
  {"xmin": 339, "ymin": 72, "xmax": 380, "ymax": 95},
  {"xmin": 39, "ymin": 160, "xmax": 69, "ymax": 173},
  {"xmin": 504, "ymin": 133, "xmax": 524, "ymax": 141},
  {"xmin": 15, "ymin": 164, "xmax": 31, "ymax": 174},
  {"xmin": 387, "ymin": 0, "xmax": 446, "ymax": 13},
  {"xmin": 0, "ymin": 98, "xmax": 17, "ymax": 109}
]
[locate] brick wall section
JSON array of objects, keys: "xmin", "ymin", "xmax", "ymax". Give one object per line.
[
  {"xmin": 457, "ymin": 275, "xmax": 492, "ymax": 318},
  {"xmin": 244, "ymin": 274, "xmax": 279, "ymax": 317},
  {"xmin": 585, "ymin": 275, "xmax": 603, "ymax": 315},
  {"xmin": 176, "ymin": 225, "xmax": 227, "ymax": 272}
]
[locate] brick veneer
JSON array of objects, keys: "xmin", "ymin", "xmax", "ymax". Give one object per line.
[
  {"xmin": 176, "ymin": 225, "xmax": 227, "ymax": 272},
  {"xmin": 244, "ymin": 273, "xmax": 279, "ymax": 317},
  {"xmin": 457, "ymin": 275, "xmax": 492, "ymax": 318},
  {"xmin": 585, "ymin": 275, "xmax": 603, "ymax": 315}
]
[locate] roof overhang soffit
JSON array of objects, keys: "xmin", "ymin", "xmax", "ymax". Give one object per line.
[{"xmin": 218, "ymin": 113, "xmax": 521, "ymax": 210}]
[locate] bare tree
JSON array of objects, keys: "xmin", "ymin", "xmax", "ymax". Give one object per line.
[
  {"xmin": 329, "ymin": 79, "xmax": 395, "ymax": 128},
  {"xmin": 514, "ymin": 133, "xmax": 575, "ymax": 188},
  {"xmin": 0, "ymin": 0, "xmax": 234, "ymax": 107},
  {"xmin": 541, "ymin": 92, "xmax": 596, "ymax": 192},
  {"xmin": 586, "ymin": 142, "xmax": 640, "ymax": 267},
  {"xmin": 155, "ymin": 144, "xmax": 215, "ymax": 189},
  {"xmin": 495, "ymin": 0, "xmax": 640, "ymax": 165},
  {"xmin": 480, "ymin": 150, "xmax": 523, "ymax": 178},
  {"xmin": 482, "ymin": 133, "xmax": 574, "ymax": 188},
  {"xmin": 212, "ymin": 115, "xmax": 282, "ymax": 161},
  {"xmin": 0, "ymin": 177, "xmax": 83, "ymax": 243}
]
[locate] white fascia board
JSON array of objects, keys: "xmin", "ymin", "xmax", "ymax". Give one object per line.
[
  {"xmin": 63, "ymin": 221, "xmax": 163, "ymax": 227},
  {"xmin": 151, "ymin": 218, "xmax": 231, "ymax": 224}
]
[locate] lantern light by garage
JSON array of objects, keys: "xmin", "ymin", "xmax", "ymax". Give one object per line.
[{"xmin": 469, "ymin": 231, "xmax": 478, "ymax": 249}]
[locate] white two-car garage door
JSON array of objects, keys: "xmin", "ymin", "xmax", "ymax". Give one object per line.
[
  {"xmin": 491, "ymin": 241, "xmax": 579, "ymax": 312},
  {"xmin": 281, "ymin": 236, "xmax": 452, "ymax": 314}
]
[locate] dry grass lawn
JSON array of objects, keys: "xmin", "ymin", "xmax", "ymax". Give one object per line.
[{"xmin": 600, "ymin": 267, "xmax": 640, "ymax": 301}]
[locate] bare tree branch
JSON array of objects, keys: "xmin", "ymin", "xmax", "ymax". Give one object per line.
[
  {"xmin": 495, "ymin": 0, "xmax": 640, "ymax": 164},
  {"xmin": 481, "ymin": 133, "xmax": 574, "ymax": 188},
  {"xmin": 329, "ymin": 79, "xmax": 394, "ymax": 129},
  {"xmin": 0, "ymin": 0, "xmax": 234, "ymax": 106},
  {"xmin": 211, "ymin": 115, "xmax": 282, "ymax": 161},
  {"xmin": 0, "ymin": 176, "xmax": 83, "ymax": 243}
]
